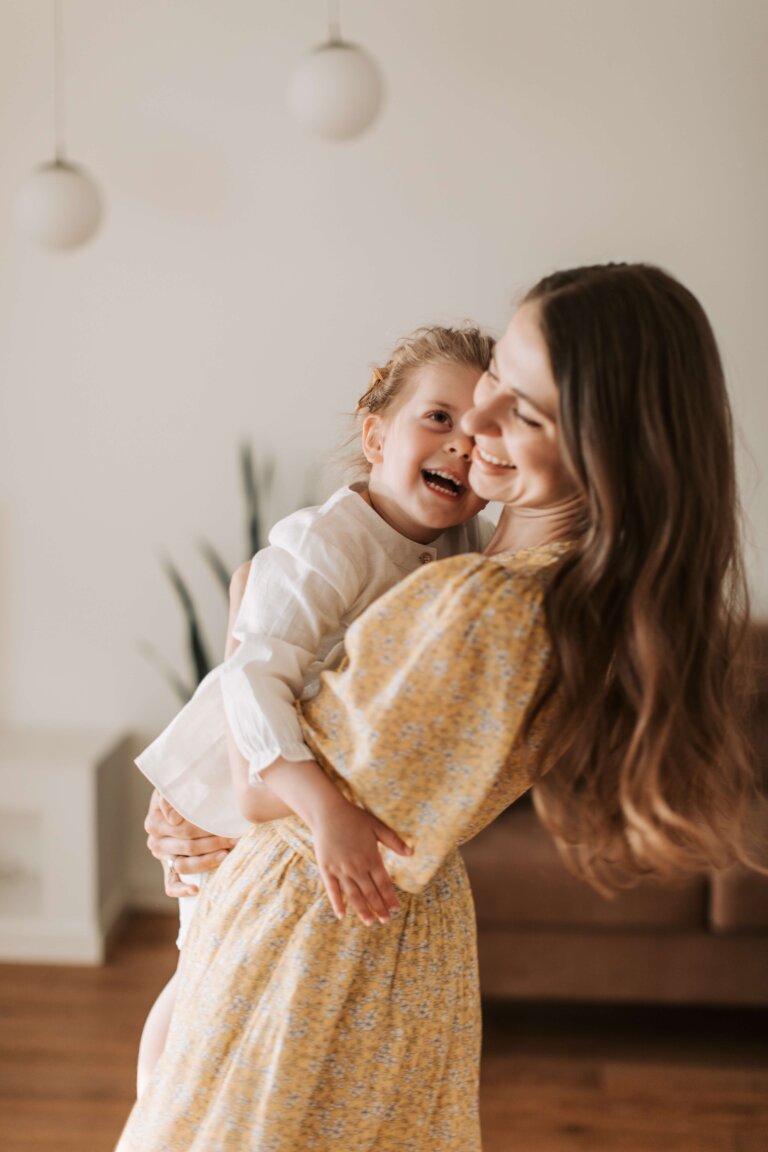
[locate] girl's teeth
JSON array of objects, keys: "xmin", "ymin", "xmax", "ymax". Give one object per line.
[
  {"xmin": 425, "ymin": 479, "xmax": 458, "ymax": 497},
  {"xmin": 422, "ymin": 469, "xmax": 462, "ymax": 497}
]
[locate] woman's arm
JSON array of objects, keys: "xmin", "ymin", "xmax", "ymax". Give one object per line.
[{"xmin": 299, "ymin": 553, "xmax": 555, "ymax": 894}]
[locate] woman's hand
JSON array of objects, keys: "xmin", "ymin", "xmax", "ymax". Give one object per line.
[
  {"xmin": 311, "ymin": 798, "xmax": 413, "ymax": 927},
  {"xmin": 145, "ymin": 789, "xmax": 239, "ymax": 897}
]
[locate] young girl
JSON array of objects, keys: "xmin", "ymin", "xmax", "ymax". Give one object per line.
[{"xmin": 134, "ymin": 324, "xmax": 495, "ymax": 1094}]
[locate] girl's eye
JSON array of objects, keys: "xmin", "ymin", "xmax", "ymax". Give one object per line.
[{"xmin": 427, "ymin": 411, "xmax": 452, "ymax": 426}]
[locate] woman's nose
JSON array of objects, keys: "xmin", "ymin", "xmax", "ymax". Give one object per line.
[{"xmin": 462, "ymin": 397, "xmax": 496, "ymax": 439}]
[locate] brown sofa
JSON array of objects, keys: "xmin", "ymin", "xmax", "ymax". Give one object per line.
[{"xmin": 460, "ymin": 625, "xmax": 768, "ymax": 1006}]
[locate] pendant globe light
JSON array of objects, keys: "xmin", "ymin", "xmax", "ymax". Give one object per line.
[
  {"xmin": 288, "ymin": 0, "xmax": 383, "ymax": 141},
  {"xmin": 15, "ymin": 0, "xmax": 103, "ymax": 251}
]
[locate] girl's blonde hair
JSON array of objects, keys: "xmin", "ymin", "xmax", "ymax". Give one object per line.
[{"xmin": 338, "ymin": 324, "xmax": 495, "ymax": 481}]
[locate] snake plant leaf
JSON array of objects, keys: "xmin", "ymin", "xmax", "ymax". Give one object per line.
[
  {"xmin": 144, "ymin": 446, "xmax": 276, "ymax": 698},
  {"xmin": 162, "ymin": 558, "xmax": 213, "ymax": 684},
  {"xmin": 240, "ymin": 444, "xmax": 273, "ymax": 557},
  {"xmin": 199, "ymin": 540, "xmax": 231, "ymax": 596}
]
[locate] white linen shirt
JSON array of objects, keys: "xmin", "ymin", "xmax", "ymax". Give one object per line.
[{"xmin": 136, "ymin": 484, "xmax": 492, "ymax": 838}]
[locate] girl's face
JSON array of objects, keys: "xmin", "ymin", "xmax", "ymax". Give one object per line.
[
  {"xmin": 363, "ymin": 361, "xmax": 488, "ymax": 544},
  {"xmin": 462, "ymin": 303, "xmax": 578, "ymax": 509}
]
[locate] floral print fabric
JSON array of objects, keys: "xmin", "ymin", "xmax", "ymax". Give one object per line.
[{"xmin": 116, "ymin": 544, "xmax": 567, "ymax": 1152}]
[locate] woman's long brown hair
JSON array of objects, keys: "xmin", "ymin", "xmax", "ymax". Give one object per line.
[{"xmin": 524, "ymin": 263, "xmax": 762, "ymax": 889}]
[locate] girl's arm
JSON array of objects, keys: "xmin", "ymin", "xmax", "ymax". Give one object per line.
[
  {"xmin": 258, "ymin": 755, "xmax": 412, "ymax": 925},
  {"xmin": 226, "ymin": 563, "xmax": 411, "ymax": 919},
  {"xmin": 225, "ymin": 562, "xmax": 294, "ymax": 824},
  {"xmin": 221, "ymin": 522, "xmax": 365, "ymax": 786},
  {"xmin": 137, "ymin": 506, "xmax": 364, "ymax": 849},
  {"xmin": 228, "ymin": 730, "xmax": 295, "ymax": 824}
]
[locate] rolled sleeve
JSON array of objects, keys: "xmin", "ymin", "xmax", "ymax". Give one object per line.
[{"xmin": 222, "ymin": 535, "xmax": 362, "ymax": 781}]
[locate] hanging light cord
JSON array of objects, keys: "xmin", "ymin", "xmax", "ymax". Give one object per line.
[
  {"xmin": 328, "ymin": 0, "xmax": 342, "ymax": 45},
  {"xmin": 54, "ymin": 0, "xmax": 66, "ymax": 162}
]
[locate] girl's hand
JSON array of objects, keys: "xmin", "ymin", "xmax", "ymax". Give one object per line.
[
  {"xmin": 311, "ymin": 800, "xmax": 413, "ymax": 926},
  {"xmin": 145, "ymin": 789, "xmax": 239, "ymax": 897},
  {"xmin": 257, "ymin": 756, "xmax": 412, "ymax": 924}
]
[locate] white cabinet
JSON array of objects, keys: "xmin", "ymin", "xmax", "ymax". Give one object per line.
[{"xmin": 0, "ymin": 730, "xmax": 133, "ymax": 964}]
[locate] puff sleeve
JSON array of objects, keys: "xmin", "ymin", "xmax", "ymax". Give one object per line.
[{"xmin": 300, "ymin": 551, "xmax": 559, "ymax": 893}]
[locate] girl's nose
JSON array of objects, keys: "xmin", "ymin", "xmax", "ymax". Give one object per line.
[{"xmin": 446, "ymin": 427, "xmax": 474, "ymax": 460}]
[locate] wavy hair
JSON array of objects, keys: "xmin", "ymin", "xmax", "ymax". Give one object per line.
[{"xmin": 523, "ymin": 263, "xmax": 761, "ymax": 888}]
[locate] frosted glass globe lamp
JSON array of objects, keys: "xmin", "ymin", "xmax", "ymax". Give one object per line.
[
  {"xmin": 16, "ymin": 0, "xmax": 104, "ymax": 252},
  {"xmin": 16, "ymin": 159, "xmax": 102, "ymax": 250},
  {"xmin": 289, "ymin": 37, "xmax": 383, "ymax": 140}
]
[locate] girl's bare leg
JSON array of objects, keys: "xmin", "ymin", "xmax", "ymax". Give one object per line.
[
  {"xmin": 136, "ymin": 970, "xmax": 178, "ymax": 1098},
  {"xmin": 136, "ymin": 566, "xmax": 249, "ymax": 1099}
]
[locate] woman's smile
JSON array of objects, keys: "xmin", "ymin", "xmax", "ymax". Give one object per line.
[
  {"xmin": 473, "ymin": 445, "xmax": 516, "ymax": 470},
  {"xmin": 462, "ymin": 303, "xmax": 579, "ymax": 513}
]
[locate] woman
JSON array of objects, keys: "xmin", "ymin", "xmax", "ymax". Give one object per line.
[{"xmin": 127, "ymin": 263, "xmax": 760, "ymax": 1152}]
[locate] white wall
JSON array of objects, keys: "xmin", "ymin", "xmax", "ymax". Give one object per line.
[{"xmin": 1, "ymin": 0, "xmax": 766, "ymax": 742}]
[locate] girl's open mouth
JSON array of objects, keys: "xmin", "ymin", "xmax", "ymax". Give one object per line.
[{"xmin": 422, "ymin": 469, "xmax": 464, "ymax": 498}]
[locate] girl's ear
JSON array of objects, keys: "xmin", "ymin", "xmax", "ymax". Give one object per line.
[{"xmin": 361, "ymin": 414, "xmax": 386, "ymax": 465}]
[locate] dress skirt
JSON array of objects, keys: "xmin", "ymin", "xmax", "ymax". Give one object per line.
[{"xmin": 116, "ymin": 818, "xmax": 482, "ymax": 1152}]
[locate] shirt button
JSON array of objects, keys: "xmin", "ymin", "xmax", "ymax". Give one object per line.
[{"xmin": 419, "ymin": 551, "xmax": 433, "ymax": 564}]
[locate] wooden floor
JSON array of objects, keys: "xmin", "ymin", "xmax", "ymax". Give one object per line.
[{"xmin": 0, "ymin": 913, "xmax": 766, "ymax": 1152}]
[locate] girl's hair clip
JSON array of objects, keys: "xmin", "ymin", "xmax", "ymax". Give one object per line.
[{"xmin": 356, "ymin": 365, "xmax": 388, "ymax": 412}]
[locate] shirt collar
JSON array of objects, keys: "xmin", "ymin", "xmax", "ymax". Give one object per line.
[{"xmin": 346, "ymin": 484, "xmax": 444, "ymax": 571}]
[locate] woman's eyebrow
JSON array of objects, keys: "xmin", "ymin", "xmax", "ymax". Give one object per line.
[
  {"xmin": 490, "ymin": 353, "xmax": 552, "ymax": 418},
  {"xmin": 512, "ymin": 387, "xmax": 549, "ymax": 417}
]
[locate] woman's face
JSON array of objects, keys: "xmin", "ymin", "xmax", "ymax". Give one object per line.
[{"xmin": 461, "ymin": 303, "xmax": 578, "ymax": 508}]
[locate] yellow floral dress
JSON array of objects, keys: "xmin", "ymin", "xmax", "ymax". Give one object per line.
[{"xmin": 116, "ymin": 544, "xmax": 568, "ymax": 1152}]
